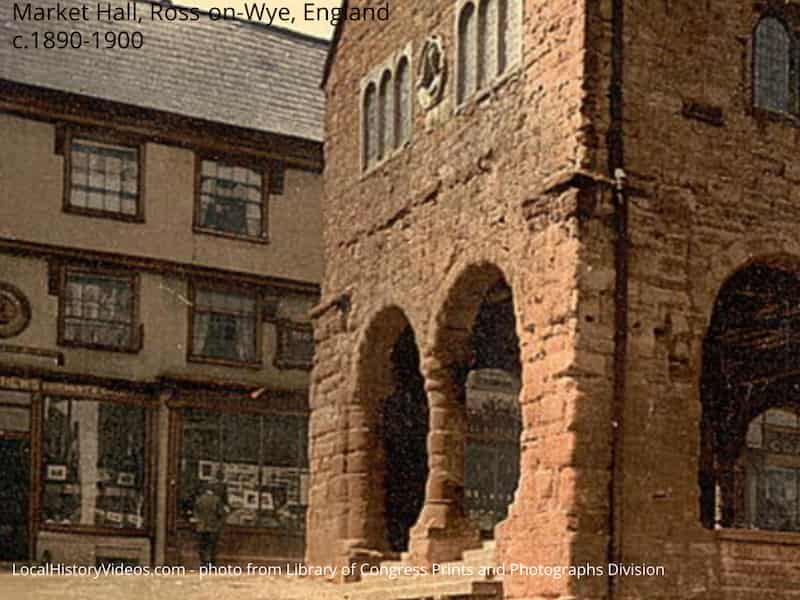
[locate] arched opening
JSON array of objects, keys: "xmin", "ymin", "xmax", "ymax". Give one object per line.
[
  {"xmin": 426, "ymin": 264, "xmax": 521, "ymax": 548},
  {"xmin": 464, "ymin": 278, "xmax": 521, "ymax": 539},
  {"xmin": 383, "ymin": 326, "xmax": 429, "ymax": 552},
  {"xmin": 350, "ymin": 309, "xmax": 428, "ymax": 555},
  {"xmin": 700, "ymin": 261, "xmax": 800, "ymax": 531}
]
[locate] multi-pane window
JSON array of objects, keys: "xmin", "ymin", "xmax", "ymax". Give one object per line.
[
  {"xmin": 41, "ymin": 396, "xmax": 148, "ymax": 530},
  {"xmin": 190, "ymin": 285, "xmax": 259, "ymax": 364},
  {"xmin": 457, "ymin": 0, "xmax": 522, "ymax": 105},
  {"xmin": 67, "ymin": 137, "xmax": 140, "ymax": 219},
  {"xmin": 197, "ymin": 159, "xmax": 267, "ymax": 240},
  {"xmin": 362, "ymin": 51, "xmax": 412, "ymax": 171},
  {"xmin": 275, "ymin": 322, "xmax": 314, "ymax": 370},
  {"xmin": 754, "ymin": 16, "xmax": 797, "ymax": 115},
  {"xmin": 60, "ymin": 269, "xmax": 138, "ymax": 351},
  {"xmin": 178, "ymin": 409, "xmax": 309, "ymax": 533}
]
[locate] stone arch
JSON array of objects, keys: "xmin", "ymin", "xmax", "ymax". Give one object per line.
[
  {"xmin": 345, "ymin": 305, "xmax": 429, "ymax": 555},
  {"xmin": 699, "ymin": 254, "xmax": 800, "ymax": 530},
  {"xmin": 695, "ymin": 235, "xmax": 800, "ymax": 331},
  {"xmin": 409, "ymin": 259, "xmax": 523, "ymax": 561}
]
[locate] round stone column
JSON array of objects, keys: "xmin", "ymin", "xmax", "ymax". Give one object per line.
[{"xmin": 407, "ymin": 357, "xmax": 480, "ymax": 565}]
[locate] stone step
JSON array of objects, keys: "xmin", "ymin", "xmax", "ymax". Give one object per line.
[
  {"xmin": 362, "ymin": 540, "xmax": 497, "ymax": 575},
  {"xmin": 378, "ymin": 541, "xmax": 496, "ymax": 572},
  {"xmin": 461, "ymin": 541, "xmax": 496, "ymax": 563},
  {"xmin": 358, "ymin": 569, "xmax": 485, "ymax": 586},
  {"xmin": 352, "ymin": 540, "xmax": 500, "ymax": 598},
  {"xmin": 341, "ymin": 577, "xmax": 503, "ymax": 600}
]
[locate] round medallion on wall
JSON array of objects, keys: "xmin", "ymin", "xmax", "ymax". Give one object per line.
[
  {"xmin": 416, "ymin": 36, "xmax": 447, "ymax": 111},
  {"xmin": 0, "ymin": 282, "xmax": 31, "ymax": 338}
]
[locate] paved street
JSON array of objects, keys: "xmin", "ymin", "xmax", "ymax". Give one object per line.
[{"xmin": 0, "ymin": 572, "xmax": 345, "ymax": 600}]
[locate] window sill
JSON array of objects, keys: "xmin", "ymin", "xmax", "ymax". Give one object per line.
[
  {"xmin": 751, "ymin": 106, "xmax": 800, "ymax": 128},
  {"xmin": 187, "ymin": 354, "xmax": 263, "ymax": 371},
  {"xmin": 64, "ymin": 205, "xmax": 144, "ymax": 224},
  {"xmin": 193, "ymin": 226, "xmax": 270, "ymax": 245},
  {"xmin": 454, "ymin": 64, "xmax": 522, "ymax": 115},
  {"xmin": 716, "ymin": 527, "xmax": 800, "ymax": 546},
  {"xmin": 176, "ymin": 521, "xmax": 305, "ymax": 536},
  {"xmin": 360, "ymin": 138, "xmax": 412, "ymax": 179},
  {"xmin": 57, "ymin": 337, "xmax": 142, "ymax": 355},
  {"xmin": 274, "ymin": 359, "xmax": 313, "ymax": 371},
  {"xmin": 39, "ymin": 523, "xmax": 150, "ymax": 537}
]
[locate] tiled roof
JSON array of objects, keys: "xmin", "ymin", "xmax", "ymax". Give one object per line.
[{"xmin": 0, "ymin": 0, "xmax": 328, "ymax": 141}]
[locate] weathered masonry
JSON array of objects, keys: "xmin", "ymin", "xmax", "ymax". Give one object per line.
[
  {"xmin": 0, "ymin": 0, "xmax": 326, "ymax": 568},
  {"xmin": 311, "ymin": 0, "xmax": 800, "ymax": 599}
]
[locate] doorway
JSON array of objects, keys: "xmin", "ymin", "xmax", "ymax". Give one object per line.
[
  {"xmin": 0, "ymin": 438, "xmax": 31, "ymax": 561},
  {"xmin": 382, "ymin": 326, "xmax": 429, "ymax": 553}
]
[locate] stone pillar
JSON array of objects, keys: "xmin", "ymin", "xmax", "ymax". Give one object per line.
[
  {"xmin": 343, "ymin": 395, "xmax": 389, "ymax": 560},
  {"xmin": 407, "ymin": 357, "xmax": 480, "ymax": 565},
  {"xmin": 306, "ymin": 302, "xmax": 351, "ymax": 569}
]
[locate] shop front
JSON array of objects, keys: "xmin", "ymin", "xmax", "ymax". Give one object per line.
[
  {"xmin": 165, "ymin": 388, "xmax": 309, "ymax": 568},
  {"xmin": 0, "ymin": 389, "xmax": 33, "ymax": 562},
  {"xmin": 0, "ymin": 377, "xmax": 156, "ymax": 566},
  {"xmin": 0, "ymin": 376, "xmax": 310, "ymax": 569}
]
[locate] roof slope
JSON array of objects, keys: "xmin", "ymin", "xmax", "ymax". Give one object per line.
[{"xmin": 0, "ymin": 0, "xmax": 328, "ymax": 141}]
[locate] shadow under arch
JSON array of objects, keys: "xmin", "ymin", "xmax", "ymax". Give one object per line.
[
  {"xmin": 347, "ymin": 306, "xmax": 429, "ymax": 555},
  {"xmin": 700, "ymin": 256, "xmax": 800, "ymax": 531},
  {"xmin": 412, "ymin": 261, "xmax": 521, "ymax": 559}
]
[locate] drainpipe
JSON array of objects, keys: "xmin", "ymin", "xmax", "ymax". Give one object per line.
[{"xmin": 606, "ymin": 0, "xmax": 627, "ymax": 597}]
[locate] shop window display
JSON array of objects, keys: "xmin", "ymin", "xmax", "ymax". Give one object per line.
[
  {"xmin": 41, "ymin": 397, "xmax": 147, "ymax": 530},
  {"xmin": 179, "ymin": 409, "xmax": 309, "ymax": 534}
]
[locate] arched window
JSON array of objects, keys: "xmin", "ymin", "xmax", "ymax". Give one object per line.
[
  {"xmin": 395, "ymin": 57, "xmax": 411, "ymax": 148},
  {"xmin": 361, "ymin": 50, "xmax": 414, "ymax": 170},
  {"xmin": 378, "ymin": 71, "xmax": 393, "ymax": 160},
  {"xmin": 363, "ymin": 83, "xmax": 378, "ymax": 169},
  {"xmin": 477, "ymin": 0, "xmax": 498, "ymax": 89},
  {"xmin": 753, "ymin": 16, "xmax": 794, "ymax": 114},
  {"xmin": 497, "ymin": 0, "xmax": 512, "ymax": 74},
  {"xmin": 740, "ymin": 408, "xmax": 800, "ymax": 532},
  {"xmin": 459, "ymin": 0, "xmax": 520, "ymax": 103},
  {"xmin": 458, "ymin": 2, "xmax": 478, "ymax": 104}
]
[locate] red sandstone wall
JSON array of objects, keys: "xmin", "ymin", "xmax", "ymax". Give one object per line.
[
  {"xmin": 312, "ymin": 0, "xmax": 800, "ymax": 598},
  {"xmin": 614, "ymin": 1, "xmax": 800, "ymax": 599},
  {"xmin": 312, "ymin": 2, "xmax": 612, "ymax": 599}
]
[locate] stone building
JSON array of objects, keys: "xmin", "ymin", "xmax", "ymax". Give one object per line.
[
  {"xmin": 0, "ymin": 0, "xmax": 326, "ymax": 568},
  {"xmin": 311, "ymin": 0, "xmax": 800, "ymax": 599}
]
